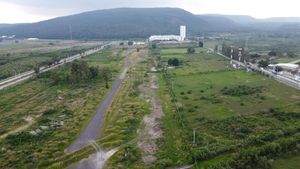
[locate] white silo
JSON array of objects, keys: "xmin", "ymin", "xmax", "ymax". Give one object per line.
[{"xmin": 180, "ymin": 25, "xmax": 186, "ymax": 41}]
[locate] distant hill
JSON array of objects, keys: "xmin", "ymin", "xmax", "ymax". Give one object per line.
[
  {"xmin": 0, "ymin": 8, "xmax": 243, "ymax": 39},
  {"xmin": 0, "ymin": 24, "xmax": 15, "ymax": 28},
  {"xmin": 263, "ymin": 17, "xmax": 300, "ymax": 23},
  {"xmin": 202, "ymin": 14, "xmax": 257, "ymax": 24},
  {"xmin": 203, "ymin": 14, "xmax": 300, "ymax": 24},
  {"xmin": 2, "ymin": 8, "xmax": 300, "ymax": 39}
]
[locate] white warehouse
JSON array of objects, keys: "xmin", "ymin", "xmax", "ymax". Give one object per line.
[{"xmin": 149, "ymin": 25, "xmax": 186, "ymax": 42}]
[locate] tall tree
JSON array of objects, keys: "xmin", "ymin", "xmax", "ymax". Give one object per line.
[{"xmin": 101, "ymin": 67, "xmax": 112, "ymax": 89}]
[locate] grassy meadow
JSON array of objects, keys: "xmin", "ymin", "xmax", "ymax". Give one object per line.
[{"xmin": 154, "ymin": 46, "xmax": 300, "ymax": 169}]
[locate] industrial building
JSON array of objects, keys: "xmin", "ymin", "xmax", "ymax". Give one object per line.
[{"xmin": 149, "ymin": 25, "xmax": 186, "ymax": 42}]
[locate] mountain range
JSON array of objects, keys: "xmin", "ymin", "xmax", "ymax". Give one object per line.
[{"xmin": 1, "ymin": 8, "xmax": 300, "ymax": 39}]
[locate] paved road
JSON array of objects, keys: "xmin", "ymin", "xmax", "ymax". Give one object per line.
[
  {"xmin": 0, "ymin": 43, "xmax": 111, "ymax": 90},
  {"xmin": 66, "ymin": 68, "xmax": 128, "ymax": 153}
]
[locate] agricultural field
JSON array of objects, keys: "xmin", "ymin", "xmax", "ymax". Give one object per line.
[
  {"xmin": 0, "ymin": 39, "xmax": 103, "ymax": 80},
  {"xmin": 153, "ymin": 46, "xmax": 300, "ymax": 169},
  {"xmin": 0, "ymin": 47, "xmax": 124, "ymax": 168}
]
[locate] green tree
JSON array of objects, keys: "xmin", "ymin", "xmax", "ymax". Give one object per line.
[
  {"xmin": 214, "ymin": 45, "xmax": 218, "ymax": 52},
  {"xmin": 287, "ymin": 51, "xmax": 296, "ymax": 58},
  {"xmin": 199, "ymin": 41, "xmax": 204, "ymax": 48},
  {"xmin": 275, "ymin": 66, "xmax": 283, "ymax": 72},
  {"xmin": 168, "ymin": 58, "xmax": 179, "ymax": 66},
  {"xmin": 187, "ymin": 47, "xmax": 196, "ymax": 54},
  {"xmin": 258, "ymin": 60, "xmax": 269, "ymax": 68},
  {"xmin": 89, "ymin": 66, "xmax": 99, "ymax": 79},
  {"xmin": 128, "ymin": 41, "xmax": 134, "ymax": 46},
  {"xmin": 268, "ymin": 51, "xmax": 277, "ymax": 56},
  {"xmin": 69, "ymin": 61, "xmax": 90, "ymax": 83},
  {"xmin": 33, "ymin": 65, "xmax": 40, "ymax": 75},
  {"xmin": 101, "ymin": 67, "xmax": 112, "ymax": 89},
  {"xmin": 152, "ymin": 43, "xmax": 157, "ymax": 49}
]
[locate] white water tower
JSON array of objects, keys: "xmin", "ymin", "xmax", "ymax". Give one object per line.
[{"xmin": 180, "ymin": 25, "xmax": 186, "ymax": 41}]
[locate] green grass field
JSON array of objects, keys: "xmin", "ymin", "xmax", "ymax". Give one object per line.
[
  {"xmin": 272, "ymin": 154, "xmax": 300, "ymax": 169},
  {"xmin": 0, "ymin": 48, "xmax": 124, "ymax": 168},
  {"xmin": 154, "ymin": 46, "xmax": 300, "ymax": 169}
]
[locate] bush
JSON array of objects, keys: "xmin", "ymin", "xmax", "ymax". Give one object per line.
[
  {"xmin": 268, "ymin": 51, "xmax": 277, "ymax": 56},
  {"xmin": 187, "ymin": 47, "xmax": 196, "ymax": 54},
  {"xmin": 168, "ymin": 58, "xmax": 179, "ymax": 66},
  {"xmin": 120, "ymin": 145, "xmax": 139, "ymax": 166},
  {"xmin": 258, "ymin": 60, "xmax": 269, "ymax": 68},
  {"xmin": 5, "ymin": 132, "xmax": 32, "ymax": 146},
  {"xmin": 42, "ymin": 109, "xmax": 57, "ymax": 116},
  {"xmin": 221, "ymin": 85, "xmax": 262, "ymax": 96}
]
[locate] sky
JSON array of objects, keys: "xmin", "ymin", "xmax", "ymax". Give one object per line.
[{"xmin": 1, "ymin": 0, "xmax": 300, "ymax": 23}]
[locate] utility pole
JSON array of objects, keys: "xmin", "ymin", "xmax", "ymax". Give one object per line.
[{"xmin": 193, "ymin": 129, "xmax": 196, "ymax": 144}]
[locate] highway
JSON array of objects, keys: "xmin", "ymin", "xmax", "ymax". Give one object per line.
[
  {"xmin": 0, "ymin": 43, "xmax": 111, "ymax": 90},
  {"xmin": 214, "ymin": 51, "xmax": 300, "ymax": 90}
]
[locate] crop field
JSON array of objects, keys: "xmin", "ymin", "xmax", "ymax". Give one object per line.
[
  {"xmin": 154, "ymin": 46, "xmax": 300, "ymax": 169},
  {"xmin": 0, "ymin": 40, "xmax": 103, "ymax": 80},
  {"xmin": 0, "ymin": 48, "xmax": 124, "ymax": 168}
]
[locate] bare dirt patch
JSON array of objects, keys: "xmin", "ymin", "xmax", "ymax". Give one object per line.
[{"xmin": 137, "ymin": 74, "xmax": 164, "ymax": 164}]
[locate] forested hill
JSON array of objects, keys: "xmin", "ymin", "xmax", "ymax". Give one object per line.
[{"xmin": 0, "ymin": 8, "xmax": 243, "ymax": 39}]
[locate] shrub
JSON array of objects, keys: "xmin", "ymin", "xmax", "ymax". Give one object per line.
[
  {"xmin": 187, "ymin": 47, "xmax": 196, "ymax": 54},
  {"xmin": 168, "ymin": 58, "xmax": 179, "ymax": 66},
  {"xmin": 221, "ymin": 85, "xmax": 263, "ymax": 96},
  {"xmin": 42, "ymin": 109, "xmax": 57, "ymax": 116}
]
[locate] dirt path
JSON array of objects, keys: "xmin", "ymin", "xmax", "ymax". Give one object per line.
[
  {"xmin": 0, "ymin": 116, "xmax": 37, "ymax": 139},
  {"xmin": 137, "ymin": 74, "xmax": 164, "ymax": 164}
]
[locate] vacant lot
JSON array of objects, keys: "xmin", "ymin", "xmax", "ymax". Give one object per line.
[
  {"xmin": 154, "ymin": 46, "xmax": 300, "ymax": 169},
  {"xmin": 0, "ymin": 48, "xmax": 123, "ymax": 168}
]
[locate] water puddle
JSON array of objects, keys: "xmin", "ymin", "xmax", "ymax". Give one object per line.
[{"xmin": 67, "ymin": 141, "xmax": 118, "ymax": 169}]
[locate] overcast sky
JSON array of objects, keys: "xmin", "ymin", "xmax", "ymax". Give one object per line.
[{"xmin": 1, "ymin": 0, "xmax": 300, "ymax": 23}]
